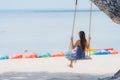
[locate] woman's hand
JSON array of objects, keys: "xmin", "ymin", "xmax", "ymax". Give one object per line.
[
  {"xmin": 89, "ymin": 36, "xmax": 91, "ymax": 41},
  {"xmin": 71, "ymin": 36, "xmax": 73, "ymax": 41},
  {"xmin": 88, "ymin": 34, "xmax": 91, "ymax": 41},
  {"xmin": 87, "ymin": 36, "xmax": 91, "ymax": 49},
  {"xmin": 70, "ymin": 36, "xmax": 74, "ymax": 49}
]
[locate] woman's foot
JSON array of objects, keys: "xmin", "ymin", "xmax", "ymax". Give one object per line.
[{"xmin": 68, "ymin": 64, "xmax": 73, "ymax": 68}]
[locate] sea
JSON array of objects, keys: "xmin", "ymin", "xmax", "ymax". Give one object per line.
[{"xmin": 0, "ymin": 10, "xmax": 120, "ymax": 55}]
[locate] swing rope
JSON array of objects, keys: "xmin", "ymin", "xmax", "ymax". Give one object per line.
[
  {"xmin": 88, "ymin": 1, "xmax": 93, "ymax": 56},
  {"xmin": 68, "ymin": 0, "xmax": 78, "ymax": 53},
  {"xmin": 68, "ymin": 0, "xmax": 93, "ymax": 57}
]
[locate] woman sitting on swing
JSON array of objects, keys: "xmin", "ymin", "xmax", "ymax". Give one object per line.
[{"xmin": 68, "ymin": 31, "xmax": 90, "ymax": 68}]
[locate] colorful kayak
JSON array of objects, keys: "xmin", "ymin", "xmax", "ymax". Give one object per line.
[
  {"xmin": 9, "ymin": 54, "xmax": 23, "ymax": 59},
  {"xmin": 0, "ymin": 55, "xmax": 9, "ymax": 60},
  {"xmin": 23, "ymin": 53, "xmax": 38, "ymax": 58},
  {"xmin": 93, "ymin": 50, "xmax": 110, "ymax": 55},
  {"xmin": 38, "ymin": 52, "xmax": 51, "ymax": 58}
]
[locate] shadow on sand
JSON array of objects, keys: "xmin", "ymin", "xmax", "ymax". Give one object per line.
[{"xmin": 0, "ymin": 72, "xmax": 111, "ymax": 80}]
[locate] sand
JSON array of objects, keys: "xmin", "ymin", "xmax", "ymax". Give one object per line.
[{"xmin": 0, "ymin": 54, "xmax": 120, "ymax": 80}]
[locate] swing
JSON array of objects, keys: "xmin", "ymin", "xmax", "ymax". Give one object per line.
[{"xmin": 66, "ymin": 0, "xmax": 93, "ymax": 60}]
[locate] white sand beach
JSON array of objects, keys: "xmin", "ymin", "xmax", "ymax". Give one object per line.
[{"xmin": 0, "ymin": 54, "xmax": 120, "ymax": 80}]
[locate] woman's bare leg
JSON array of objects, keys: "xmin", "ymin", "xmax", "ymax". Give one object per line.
[{"xmin": 69, "ymin": 60, "xmax": 74, "ymax": 68}]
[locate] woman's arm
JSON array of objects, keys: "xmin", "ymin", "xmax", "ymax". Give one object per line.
[
  {"xmin": 71, "ymin": 37, "xmax": 79, "ymax": 49},
  {"xmin": 71, "ymin": 37, "xmax": 75, "ymax": 49},
  {"xmin": 86, "ymin": 36, "xmax": 91, "ymax": 49}
]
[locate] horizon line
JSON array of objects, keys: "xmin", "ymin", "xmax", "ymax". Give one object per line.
[{"xmin": 0, "ymin": 9, "xmax": 100, "ymax": 12}]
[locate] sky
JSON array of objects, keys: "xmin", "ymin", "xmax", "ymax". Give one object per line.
[{"xmin": 0, "ymin": 0, "xmax": 98, "ymax": 10}]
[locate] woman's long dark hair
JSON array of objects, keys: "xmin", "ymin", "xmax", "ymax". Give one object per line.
[{"xmin": 79, "ymin": 31, "xmax": 87, "ymax": 52}]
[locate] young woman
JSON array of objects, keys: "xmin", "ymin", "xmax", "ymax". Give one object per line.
[{"xmin": 68, "ymin": 31, "xmax": 90, "ymax": 68}]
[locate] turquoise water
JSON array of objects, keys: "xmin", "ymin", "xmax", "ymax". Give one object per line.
[{"xmin": 0, "ymin": 11, "xmax": 120, "ymax": 55}]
